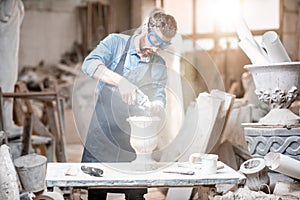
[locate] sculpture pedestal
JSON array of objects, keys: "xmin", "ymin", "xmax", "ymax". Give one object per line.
[
  {"xmin": 259, "ymin": 108, "xmax": 300, "ymax": 126},
  {"xmin": 243, "ymin": 123, "xmax": 300, "ymax": 161}
]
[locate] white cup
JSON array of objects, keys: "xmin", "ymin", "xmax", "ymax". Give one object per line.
[
  {"xmin": 200, "ymin": 154, "xmax": 219, "ymax": 175},
  {"xmin": 189, "ymin": 153, "xmax": 203, "ymax": 164},
  {"xmin": 188, "ymin": 153, "xmax": 219, "ymax": 174}
]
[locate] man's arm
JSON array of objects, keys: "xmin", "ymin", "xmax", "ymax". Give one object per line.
[
  {"xmin": 93, "ymin": 63, "xmax": 123, "ymax": 86},
  {"xmin": 81, "ymin": 34, "xmax": 116, "ymax": 78},
  {"xmin": 93, "ymin": 64, "xmax": 137, "ymax": 105},
  {"xmin": 81, "ymin": 34, "xmax": 138, "ymax": 105}
]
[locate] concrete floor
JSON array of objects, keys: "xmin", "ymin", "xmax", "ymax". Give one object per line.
[{"xmin": 64, "ymin": 109, "xmax": 166, "ymax": 200}]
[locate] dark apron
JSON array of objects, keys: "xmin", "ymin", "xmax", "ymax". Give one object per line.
[{"xmin": 82, "ymin": 36, "xmax": 148, "ymax": 163}]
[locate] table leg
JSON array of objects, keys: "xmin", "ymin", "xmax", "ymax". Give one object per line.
[
  {"xmin": 73, "ymin": 188, "xmax": 81, "ymax": 200},
  {"xmin": 197, "ymin": 186, "xmax": 216, "ymax": 200}
]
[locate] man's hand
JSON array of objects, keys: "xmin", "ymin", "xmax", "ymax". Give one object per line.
[
  {"xmin": 149, "ymin": 102, "xmax": 164, "ymax": 116},
  {"xmin": 118, "ymin": 77, "xmax": 138, "ymax": 105}
]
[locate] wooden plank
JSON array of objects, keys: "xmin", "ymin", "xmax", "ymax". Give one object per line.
[
  {"xmin": 32, "ymin": 135, "xmax": 55, "ymax": 162},
  {"xmin": 46, "ymin": 102, "xmax": 62, "ymax": 161},
  {"xmin": 32, "ymin": 114, "xmax": 52, "ymax": 138},
  {"xmin": 31, "ymin": 135, "xmax": 52, "ymax": 145},
  {"xmin": 0, "ymin": 88, "xmax": 8, "ymax": 145},
  {"xmin": 56, "ymin": 96, "xmax": 67, "ymax": 162},
  {"xmin": 87, "ymin": 2, "xmax": 93, "ymax": 50},
  {"xmin": 197, "ymin": 186, "xmax": 210, "ymax": 200},
  {"xmin": 32, "ymin": 114, "xmax": 55, "ymax": 161},
  {"xmin": 103, "ymin": 4, "xmax": 111, "ymax": 34},
  {"xmin": 0, "ymin": 87, "xmax": 4, "ymax": 131},
  {"xmin": 72, "ymin": 188, "xmax": 81, "ymax": 200},
  {"xmin": 58, "ymin": 97, "xmax": 65, "ymax": 131},
  {"xmin": 78, "ymin": 6, "xmax": 87, "ymax": 56},
  {"xmin": 3, "ymin": 91, "xmax": 57, "ymax": 99},
  {"xmin": 21, "ymin": 112, "xmax": 33, "ymax": 156},
  {"xmin": 12, "ymin": 97, "xmax": 24, "ymax": 126},
  {"xmin": 46, "ymin": 99, "xmax": 67, "ymax": 162}
]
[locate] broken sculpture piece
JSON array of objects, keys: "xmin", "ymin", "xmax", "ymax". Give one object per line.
[
  {"xmin": 240, "ymin": 158, "xmax": 270, "ymax": 192},
  {"xmin": 264, "ymin": 152, "xmax": 300, "ymax": 180}
]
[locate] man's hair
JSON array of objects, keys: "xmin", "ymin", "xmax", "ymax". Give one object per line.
[{"xmin": 148, "ymin": 12, "xmax": 177, "ymax": 38}]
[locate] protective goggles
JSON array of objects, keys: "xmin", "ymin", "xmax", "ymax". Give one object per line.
[{"xmin": 147, "ymin": 30, "xmax": 171, "ymax": 49}]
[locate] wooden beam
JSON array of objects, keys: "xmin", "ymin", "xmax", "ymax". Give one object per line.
[
  {"xmin": 183, "ymin": 29, "xmax": 280, "ymax": 41},
  {"xmin": 87, "ymin": 2, "xmax": 93, "ymax": 50},
  {"xmin": 0, "ymin": 87, "xmax": 4, "ymax": 131},
  {"xmin": 21, "ymin": 112, "xmax": 33, "ymax": 156},
  {"xmin": 3, "ymin": 91, "xmax": 57, "ymax": 100}
]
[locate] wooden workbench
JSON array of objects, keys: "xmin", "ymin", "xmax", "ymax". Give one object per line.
[{"xmin": 46, "ymin": 162, "xmax": 246, "ymax": 199}]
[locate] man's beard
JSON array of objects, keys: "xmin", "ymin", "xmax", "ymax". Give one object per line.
[
  {"xmin": 139, "ymin": 38, "xmax": 155, "ymax": 57},
  {"xmin": 140, "ymin": 47, "xmax": 154, "ymax": 57}
]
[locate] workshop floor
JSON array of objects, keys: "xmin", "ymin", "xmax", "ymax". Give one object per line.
[{"xmin": 64, "ymin": 109, "xmax": 166, "ymax": 200}]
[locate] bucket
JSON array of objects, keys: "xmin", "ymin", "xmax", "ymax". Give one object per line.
[{"xmin": 14, "ymin": 154, "xmax": 47, "ymax": 193}]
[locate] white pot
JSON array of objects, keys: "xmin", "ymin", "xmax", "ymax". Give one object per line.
[
  {"xmin": 127, "ymin": 116, "xmax": 161, "ymax": 165},
  {"xmin": 244, "ymin": 62, "xmax": 300, "ymax": 125}
]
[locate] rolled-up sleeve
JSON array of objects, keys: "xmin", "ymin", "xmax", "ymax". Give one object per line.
[{"xmin": 82, "ymin": 34, "xmax": 116, "ymax": 78}]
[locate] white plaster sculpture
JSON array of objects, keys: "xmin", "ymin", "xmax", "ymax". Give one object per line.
[
  {"xmin": 240, "ymin": 72, "xmax": 270, "ymax": 122},
  {"xmin": 262, "ymin": 31, "xmax": 291, "ymax": 63},
  {"xmin": 160, "ymin": 90, "xmax": 234, "ymax": 163},
  {"xmin": 0, "ymin": 0, "xmax": 24, "ymax": 137},
  {"xmin": 0, "ymin": 145, "xmax": 19, "ymax": 199},
  {"xmin": 234, "ymin": 16, "xmax": 269, "ymax": 65},
  {"xmin": 127, "ymin": 116, "xmax": 161, "ymax": 170},
  {"xmin": 244, "ymin": 62, "xmax": 300, "ymax": 125},
  {"xmin": 264, "ymin": 152, "xmax": 300, "ymax": 180},
  {"xmin": 238, "ymin": 38, "xmax": 270, "ymax": 65},
  {"xmin": 240, "ymin": 158, "xmax": 270, "ymax": 192}
]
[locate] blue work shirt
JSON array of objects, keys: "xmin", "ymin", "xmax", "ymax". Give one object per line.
[{"xmin": 81, "ymin": 33, "xmax": 167, "ymax": 107}]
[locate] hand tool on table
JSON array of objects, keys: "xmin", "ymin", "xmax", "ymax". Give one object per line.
[{"xmin": 81, "ymin": 165, "xmax": 103, "ymax": 177}]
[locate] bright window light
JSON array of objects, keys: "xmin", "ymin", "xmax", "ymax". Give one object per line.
[
  {"xmin": 164, "ymin": 0, "xmax": 280, "ymax": 50},
  {"xmin": 164, "ymin": 0, "xmax": 193, "ymax": 35},
  {"xmin": 242, "ymin": 0, "xmax": 280, "ymax": 30},
  {"xmin": 196, "ymin": 39, "xmax": 214, "ymax": 51},
  {"xmin": 164, "ymin": 0, "xmax": 280, "ymax": 34},
  {"xmin": 196, "ymin": 0, "xmax": 240, "ymax": 33}
]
